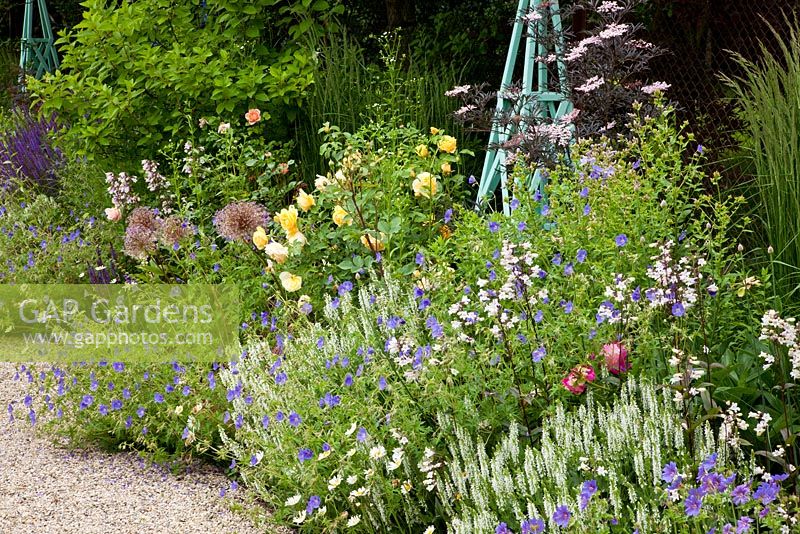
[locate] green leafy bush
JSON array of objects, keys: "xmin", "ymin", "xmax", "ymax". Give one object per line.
[{"xmin": 29, "ymin": 0, "xmax": 342, "ymax": 163}]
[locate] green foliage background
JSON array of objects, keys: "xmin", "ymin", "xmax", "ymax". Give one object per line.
[{"xmin": 28, "ymin": 0, "xmax": 343, "ymax": 164}]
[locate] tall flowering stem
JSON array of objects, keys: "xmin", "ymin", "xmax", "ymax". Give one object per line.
[{"xmin": 497, "ymin": 320, "xmax": 534, "ymax": 446}]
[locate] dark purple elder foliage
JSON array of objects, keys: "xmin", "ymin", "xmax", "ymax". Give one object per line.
[
  {"xmin": 0, "ymin": 108, "xmax": 64, "ymax": 193},
  {"xmin": 447, "ymin": 82, "xmax": 576, "ymax": 170},
  {"xmin": 447, "ymin": 0, "xmax": 666, "ymax": 168},
  {"xmin": 563, "ymin": 0, "xmax": 667, "ymax": 138}
]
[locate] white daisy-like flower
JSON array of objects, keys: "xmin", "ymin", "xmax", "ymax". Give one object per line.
[
  {"xmin": 347, "ymin": 515, "xmax": 361, "ymax": 527},
  {"xmin": 285, "ymin": 494, "xmax": 301, "ymax": 506},
  {"xmin": 369, "ymin": 445, "xmax": 386, "ymax": 460},
  {"xmin": 328, "ymin": 475, "xmax": 342, "ymax": 491},
  {"xmin": 350, "ymin": 487, "xmax": 369, "ymax": 498},
  {"xmin": 292, "ymin": 510, "xmax": 307, "ymax": 524}
]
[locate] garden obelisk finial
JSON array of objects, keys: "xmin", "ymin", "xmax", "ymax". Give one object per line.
[
  {"xmin": 477, "ymin": 0, "xmax": 572, "ymax": 215},
  {"xmin": 20, "ymin": 0, "xmax": 59, "ymax": 80}
]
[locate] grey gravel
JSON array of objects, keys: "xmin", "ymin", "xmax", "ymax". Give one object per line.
[{"xmin": 0, "ymin": 362, "xmax": 285, "ymax": 534}]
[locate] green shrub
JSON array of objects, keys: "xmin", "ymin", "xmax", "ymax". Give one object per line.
[{"xmin": 29, "ymin": 0, "xmax": 342, "ymax": 164}]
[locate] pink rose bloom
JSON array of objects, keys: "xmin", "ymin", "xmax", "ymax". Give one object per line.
[
  {"xmin": 577, "ymin": 363, "xmax": 596, "ymax": 382},
  {"xmin": 562, "ymin": 364, "xmax": 596, "ymax": 395},
  {"xmin": 104, "ymin": 207, "xmax": 122, "ymax": 222},
  {"xmin": 602, "ymin": 341, "xmax": 630, "ymax": 375},
  {"xmin": 562, "ymin": 371, "xmax": 586, "ymax": 395}
]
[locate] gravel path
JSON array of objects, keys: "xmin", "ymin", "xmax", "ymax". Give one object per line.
[{"xmin": 0, "ymin": 362, "xmax": 283, "ymax": 534}]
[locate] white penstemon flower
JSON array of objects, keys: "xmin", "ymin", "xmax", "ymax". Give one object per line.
[
  {"xmin": 748, "ymin": 412, "xmax": 772, "ymax": 436},
  {"xmin": 759, "ymin": 310, "xmax": 800, "ymax": 379}
]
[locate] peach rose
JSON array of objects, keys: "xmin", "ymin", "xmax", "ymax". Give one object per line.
[
  {"xmin": 245, "ymin": 108, "xmax": 261, "ymax": 125},
  {"xmin": 105, "ymin": 207, "xmax": 122, "ymax": 222},
  {"xmin": 264, "ymin": 241, "xmax": 289, "ymax": 264},
  {"xmin": 360, "ymin": 233, "xmax": 386, "ymax": 252},
  {"xmin": 412, "ymin": 172, "xmax": 438, "ymax": 199}
]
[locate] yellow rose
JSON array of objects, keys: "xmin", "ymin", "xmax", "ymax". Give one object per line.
[
  {"xmin": 440, "ymin": 162, "xmax": 452, "ymax": 175},
  {"xmin": 430, "ymin": 127, "xmax": 441, "ymax": 135},
  {"xmin": 275, "ymin": 206, "xmax": 299, "ymax": 236},
  {"xmin": 360, "ymin": 233, "xmax": 386, "ymax": 252},
  {"xmin": 415, "ymin": 144, "xmax": 430, "ymax": 158},
  {"xmin": 279, "ymin": 271, "xmax": 302, "ymax": 292},
  {"xmin": 332, "ymin": 205, "xmax": 352, "ymax": 227},
  {"xmin": 252, "ymin": 226, "xmax": 269, "ymax": 250},
  {"xmin": 412, "ymin": 172, "xmax": 438, "ymax": 198},
  {"xmin": 263, "ymin": 241, "xmax": 289, "ymax": 264},
  {"xmin": 296, "ymin": 190, "xmax": 315, "ymax": 212},
  {"xmin": 437, "ymin": 135, "xmax": 457, "ymax": 154}
]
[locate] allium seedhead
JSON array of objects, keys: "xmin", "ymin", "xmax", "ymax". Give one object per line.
[
  {"xmin": 123, "ymin": 223, "xmax": 158, "ymax": 261},
  {"xmin": 213, "ymin": 201, "xmax": 269, "ymax": 242},
  {"xmin": 159, "ymin": 216, "xmax": 193, "ymax": 247},
  {"xmin": 126, "ymin": 207, "xmax": 162, "ymax": 233}
]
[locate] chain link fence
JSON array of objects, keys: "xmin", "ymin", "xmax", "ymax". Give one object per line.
[{"xmin": 639, "ymin": 0, "xmax": 797, "ymax": 159}]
